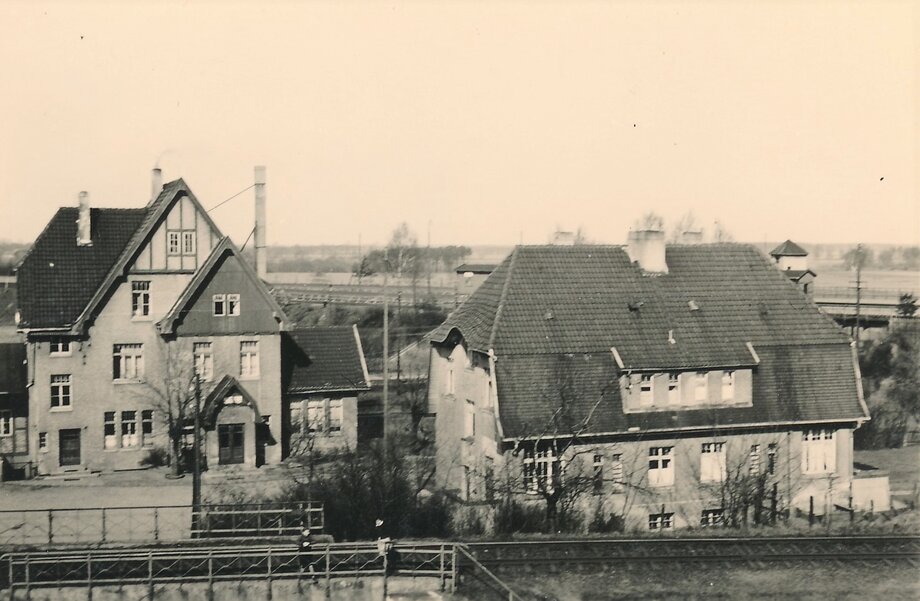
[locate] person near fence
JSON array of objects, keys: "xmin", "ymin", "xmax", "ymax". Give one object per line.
[
  {"xmin": 298, "ymin": 523, "xmax": 319, "ymax": 583},
  {"xmin": 375, "ymin": 518, "xmax": 399, "ymax": 575}
]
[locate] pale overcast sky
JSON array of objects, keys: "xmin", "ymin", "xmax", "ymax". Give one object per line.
[{"xmin": 0, "ymin": 1, "xmax": 917, "ymax": 248}]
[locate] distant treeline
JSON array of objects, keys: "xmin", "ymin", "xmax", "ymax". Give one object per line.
[
  {"xmin": 840, "ymin": 246, "xmax": 920, "ymax": 271},
  {"xmin": 270, "ymin": 246, "xmax": 472, "ymax": 275}
]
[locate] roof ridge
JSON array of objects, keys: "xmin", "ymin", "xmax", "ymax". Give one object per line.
[{"xmin": 488, "ymin": 246, "xmax": 518, "ymax": 350}]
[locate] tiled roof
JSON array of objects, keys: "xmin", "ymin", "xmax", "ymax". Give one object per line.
[
  {"xmin": 282, "ymin": 326, "xmax": 370, "ymax": 394},
  {"xmin": 16, "ymin": 207, "xmax": 146, "ymax": 329},
  {"xmin": 495, "ymin": 343, "xmax": 865, "ymax": 438},
  {"xmin": 769, "ymin": 239, "xmax": 808, "ymax": 257},
  {"xmin": 431, "ymin": 244, "xmax": 863, "ymax": 438},
  {"xmin": 454, "ymin": 263, "xmax": 498, "ymax": 274}
]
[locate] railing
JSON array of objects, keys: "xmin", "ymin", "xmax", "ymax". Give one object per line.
[
  {"xmin": 456, "ymin": 545, "xmax": 522, "ymax": 601},
  {"xmin": 0, "ymin": 502, "xmax": 323, "ymax": 547},
  {"xmin": 0, "ymin": 542, "xmax": 457, "ymax": 598}
]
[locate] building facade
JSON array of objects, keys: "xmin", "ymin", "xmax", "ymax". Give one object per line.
[
  {"xmin": 429, "ymin": 234, "xmax": 870, "ymax": 530},
  {"xmin": 16, "ymin": 179, "xmax": 288, "ymax": 474}
]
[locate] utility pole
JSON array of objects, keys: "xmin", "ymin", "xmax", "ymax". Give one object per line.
[
  {"xmin": 382, "ymin": 249, "xmax": 389, "ymax": 445},
  {"xmin": 854, "ymin": 243, "xmax": 863, "ymax": 349},
  {"xmin": 192, "ymin": 373, "xmax": 202, "ymax": 534},
  {"xmin": 427, "ymin": 220, "xmax": 431, "ymax": 298}
]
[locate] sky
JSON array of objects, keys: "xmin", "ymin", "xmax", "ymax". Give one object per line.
[{"xmin": 0, "ymin": 1, "xmax": 917, "ymax": 248}]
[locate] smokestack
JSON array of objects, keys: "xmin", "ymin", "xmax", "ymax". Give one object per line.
[
  {"xmin": 77, "ymin": 191, "xmax": 92, "ymax": 246},
  {"xmin": 627, "ymin": 229, "xmax": 667, "ymax": 274},
  {"xmin": 151, "ymin": 167, "xmax": 163, "ymax": 203},
  {"xmin": 254, "ymin": 166, "xmax": 267, "ymax": 280}
]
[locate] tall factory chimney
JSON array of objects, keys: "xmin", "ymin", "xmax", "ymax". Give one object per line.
[
  {"xmin": 77, "ymin": 191, "xmax": 92, "ymax": 246},
  {"xmin": 254, "ymin": 166, "xmax": 267, "ymax": 280}
]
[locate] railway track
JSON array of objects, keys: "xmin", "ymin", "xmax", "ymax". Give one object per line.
[{"xmin": 466, "ymin": 536, "xmax": 920, "ymax": 569}]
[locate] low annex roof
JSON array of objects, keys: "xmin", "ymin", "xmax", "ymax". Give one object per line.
[
  {"xmin": 430, "ymin": 244, "xmax": 864, "ymax": 437},
  {"xmin": 282, "ymin": 326, "xmax": 371, "ymax": 395}
]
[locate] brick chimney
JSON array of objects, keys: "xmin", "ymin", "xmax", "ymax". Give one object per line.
[
  {"xmin": 254, "ymin": 166, "xmax": 267, "ymax": 280},
  {"xmin": 627, "ymin": 229, "xmax": 667, "ymax": 273},
  {"xmin": 77, "ymin": 191, "xmax": 92, "ymax": 246},
  {"xmin": 151, "ymin": 167, "xmax": 163, "ymax": 203}
]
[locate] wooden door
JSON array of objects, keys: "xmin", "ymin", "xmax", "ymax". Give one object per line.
[
  {"xmin": 59, "ymin": 429, "xmax": 81, "ymax": 466},
  {"xmin": 218, "ymin": 423, "xmax": 245, "ymax": 465}
]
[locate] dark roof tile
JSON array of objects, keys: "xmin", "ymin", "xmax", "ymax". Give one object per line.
[{"xmin": 282, "ymin": 327, "xmax": 370, "ymax": 394}]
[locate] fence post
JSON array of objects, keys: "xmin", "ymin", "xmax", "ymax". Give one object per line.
[
  {"xmin": 86, "ymin": 552, "xmax": 93, "ymax": 601},
  {"xmin": 47, "ymin": 510, "xmax": 53, "ymax": 545},
  {"xmin": 24, "ymin": 554, "xmax": 30, "ymax": 601},
  {"xmin": 207, "ymin": 550, "xmax": 214, "ymax": 601},
  {"xmin": 148, "ymin": 550, "xmax": 154, "ymax": 601},
  {"xmin": 257, "ymin": 502, "xmax": 262, "ymax": 537},
  {"xmin": 382, "ymin": 548, "xmax": 388, "ymax": 599},
  {"xmin": 101, "ymin": 508, "xmax": 107, "ymax": 543},
  {"xmin": 154, "ymin": 507, "xmax": 160, "ymax": 541},
  {"xmin": 266, "ymin": 546, "xmax": 273, "ymax": 601},
  {"xmin": 451, "ymin": 545, "xmax": 458, "ymax": 593},
  {"xmin": 439, "ymin": 544, "xmax": 446, "ymax": 591},
  {"xmin": 325, "ymin": 545, "xmax": 331, "ymax": 599}
]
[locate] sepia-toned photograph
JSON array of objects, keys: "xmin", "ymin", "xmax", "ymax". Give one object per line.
[{"xmin": 0, "ymin": 1, "xmax": 918, "ymax": 599}]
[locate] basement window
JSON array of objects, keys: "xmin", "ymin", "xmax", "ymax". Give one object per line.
[
  {"xmin": 648, "ymin": 512, "xmax": 673, "ymax": 530},
  {"xmin": 700, "ymin": 508, "xmax": 724, "ymax": 527}
]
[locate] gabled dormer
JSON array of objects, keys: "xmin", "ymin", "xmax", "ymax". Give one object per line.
[{"xmin": 157, "ymin": 237, "xmax": 289, "ymax": 337}]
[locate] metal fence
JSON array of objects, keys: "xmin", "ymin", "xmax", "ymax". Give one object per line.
[
  {"xmin": 1, "ymin": 542, "xmax": 458, "ymax": 599},
  {"xmin": 0, "ymin": 502, "xmax": 323, "ymax": 547}
]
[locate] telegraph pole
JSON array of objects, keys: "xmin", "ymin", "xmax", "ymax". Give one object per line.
[
  {"xmin": 192, "ymin": 373, "xmax": 202, "ymax": 533},
  {"xmin": 854, "ymin": 243, "xmax": 863, "ymax": 349},
  {"xmin": 382, "ymin": 250, "xmax": 389, "ymax": 444}
]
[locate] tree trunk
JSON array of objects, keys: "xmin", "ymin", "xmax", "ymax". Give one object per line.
[{"xmin": 170, "ymin": 422, "xmax": 183, "ymax": 477}]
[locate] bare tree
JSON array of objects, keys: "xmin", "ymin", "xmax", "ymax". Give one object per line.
[
  {"xmin": 710, "ymin": 220, "xmax": 734, "ymax": 242},
  {"xmin": 136, "ymin": 341, "xmax": 197, "ymax": 477},
  {"xmin": 635, "ymin": 212, "xmax": 665, "ymax": 231},
  {"xmin": 668, "ymin": 212, "xmax": 699, "ymax": 243}
]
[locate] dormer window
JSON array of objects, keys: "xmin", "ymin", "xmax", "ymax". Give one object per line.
[
  {"xmin": 50, "ymin": 339, "xmax": 72, "ymax": 356},
  {"xmin": 721, "ymin": 371, "xmax": 735, "ymax": 402},
  {"xmin": 639, "ymin": 375, "xmax": 654, "ymax": 406}
]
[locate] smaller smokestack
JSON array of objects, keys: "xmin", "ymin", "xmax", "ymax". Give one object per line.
[
  {"xmin": 151, "ymin": 168, "xmax": 163, "ymax": 202},
  {"xmin": 77, "ymin": 191, "xmax": 92, "ymax": 246},
  {"xmin": 627, "ymin": 229, "xmax": 667, "ymax": 274},
  {"xmin": 254, "ymin": 166, "xmax": 267, "ymax": 280}
]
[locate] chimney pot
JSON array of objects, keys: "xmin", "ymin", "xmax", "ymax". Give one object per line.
[{"xmin": 77, "ymin": 191, "xmax": 92, "ymax": 246}]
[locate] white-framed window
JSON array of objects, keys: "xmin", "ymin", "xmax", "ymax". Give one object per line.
[
  {"xmin": 104, "ymin": 411, "xmax": 117, "ymax": 449},
  {"xmin": 131, "ymin": 281, "xmax": 151, "ymax": 318},
  {"xmin": 328, "ymin": 399, "xmax": 342, "ymax": 433},
  {"xmin": 113, "ymin": 344, "xmax": 144, "ymax": 381},
  {"xmin": 721, "ymin": 370, "xmax": 735, "ymax": 402},
  {"xmin": 240, "ymin": 341, "xmax": 259, "ymax": 378},
  {"xmin": 167, "ymin": 231, "xmax": 181, "ymax": 255},
  {"xmin": 193, "ymin": 342, "xmax": 213, "ymax": 382},
  {"xmin": 50, "ymin": 374, "xmax": 72, "ymax": 409},
  {"xmin": 182, "ymin": 231, "xmax": 196, "ymax": 255},
  {"xmin": 523, "ymin": 448, "xmax": 559, "ymax": 494},
  {"xmin": 142, "ymin": 410, "xmax": 154, "ymax": 446},
  {"xmin": 168, "ymin": 230, "xmax": 196, "ymax": 256},
  {"xmin": 648, "ymin": 446, "xmax": 674, "ymax": 487},
  {"xmin": 121, "ymin": 411, "xmax": 138, "ymax": 448},
  {"xmin": 306, "ymin": 399, "xmax": 324, "ymax": 433},
  {"xmin": 593, "ymin": 453, "xmax": 604, "ymax": 494},
  {"xmin": 700, "ymin": 442, "xmax": 726, "ymax": 482},
  {"xmin": 49, "ymin": 339, "xmax": 71, "ymax": 356},
  {"xmin": 749, "ymin": 444, "xmax": 761, "ymax": 475},
  {"xmin": 0, "ymin": 410, "xmax": 11, "ymax": 437},
  {"xmin": 648, "ymin": 512, "xmax": 673, "ymax": 530},
  {"xmin": 700, "ymin": 508, "xmax": 724, "ymax": 527},
  {"xmin": 802, "ymin": 429, "xmax": 836, "ymax": 474},
  {"xmin": 667, "ymin": 373, "xmax": 680, "ymax": 405},
  {"xmin": 611, "ymin": 453, "xmax": 624, "ymax": 492},
  {"xmin": 212, "ymin": 294, "xmax": 226, "ymax": 316},
  {"xmin": 694, "ymin": 372, "xmax": 708, "ymax": 402},
  {"xmin": 38, "ymin": 432, "xmax": 48, "ymax": 452},
  {"xmin": 463, "ymin": 400, "xmax": 476, "ymax": 440},
  {"xmin": 227, "ymin": 294, "xmax": 241, "ymax": 316},
  {"xmin": 639, "ymin": 374, "xmax": 654, "ymax": 406}
]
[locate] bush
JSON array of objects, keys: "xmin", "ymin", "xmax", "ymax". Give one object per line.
[
  {"xmin": 408, "ymin": 492, "xmax": 453, "ymax": 538},
  {"xmin": 140, "ymin": 447, "xmax": 169, "ymax": 468},
  {"xmin": 494, "ymin": 500, "xmax": 544, "ymax": 536},
  {"xmin": 588, "ymin": 502, "xmax": 626, "ymax": 533}
]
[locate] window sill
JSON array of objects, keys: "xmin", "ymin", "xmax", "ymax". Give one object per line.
[
  {"xmin": 113, "ymin": 379, "xmax": 145, "ymax": 385},
  {"xmin": 131, "ymin": 316, "xmax": 153, "ymax": 322},
  {"xmin": 239, "ymin": 375, "xmax": 261, "ymax": 381},
  {"xmin": 49, "ymin": 407, "xmax": 73, "ymax": 413},
  {"xmin": 49, "ymin": 353, "xmax": 72, "ymax": 358}
]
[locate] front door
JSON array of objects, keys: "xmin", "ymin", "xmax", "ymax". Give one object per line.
[
  {"xmin": 59, "ymin": 429, "xmax": 81, "ymax": 467},
  {"xmin": 218, "ymin": 423, "xmax": 245, "ymax": 465}
]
